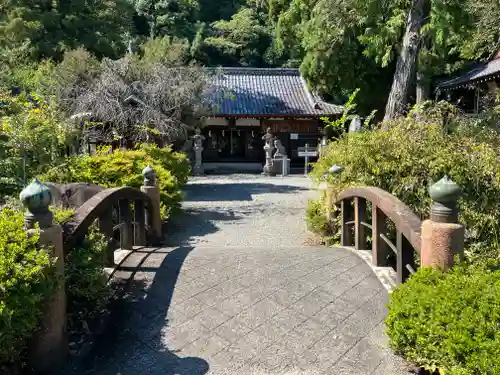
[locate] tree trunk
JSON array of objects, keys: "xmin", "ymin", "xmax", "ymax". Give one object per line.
[{"xmin": 383, "ymin": 0, "xmax": 432, "ymax": 125}]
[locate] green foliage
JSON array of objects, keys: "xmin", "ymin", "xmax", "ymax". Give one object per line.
[
  {"xmin": 386, "ymin": 264, "xmax": 500, "ymax": 374},
  {"xmin": 132, "ymin": 0, "xmax": 200, "ymax": 38},
  {"xmin": 321, "ymin": 88, "xmax": 366, "ymax": 132},
  {"xmin": 40, "ymin": 145, "xmax": 190, "ymax": 220},
  {"xmin": 311, "ymin": 102, "xmax": 500, "ymax": 262},
  {"xmin": 203, "ymin": 7, "xmax": 272, "ymax": 66},
  {"xmin": 0, "ymin": 0, "xmax": 134, "ymax": 62},
  {"xmin": 306, "ymin": 198, "xmax": 340, "ymax": 244},
  {"xmin": 0, "ymin": 91, "xmax": 74, "ymax": 196},
  {"xmin": 140, "ymin": 36, "xmax": 191, "ymax": 67},
  {"xmin": 0, "ymin": 209, "xmax": 56, "ymax": 372},
  {"xmin": 271, "ymin": 0, "xmax": 394, "ymax": 114},
  {"xmin": 64, "ymin": 226, "xmax": 111, "ymax": 335}
]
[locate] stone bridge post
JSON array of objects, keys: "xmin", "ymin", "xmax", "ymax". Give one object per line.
[
  {"xmin": 421, "ymin": 176, "xmax": 465, "ymax": 270},
  {"xmin": 140, "ymin": 166, "xmax": 162, "ymax": 242},
  {"xmin": 20, "ymin": 179, "xmax": 68, "ymax": 374}
]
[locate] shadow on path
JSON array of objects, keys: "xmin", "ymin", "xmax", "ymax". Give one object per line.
[
  {"xmin": 61, "ymin": 246, "xmax": 209, "ymax": 375},
  {"xmin": 183, "ymin": 182, "xmax": 308, "ymax": 202},
  {"xmin": 163, "ymin": 207, "xmax": 243, "ymax": 246}
]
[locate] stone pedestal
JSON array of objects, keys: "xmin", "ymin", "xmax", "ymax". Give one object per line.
[
  {"xmin": 262, "ymin": 143, "xmax": 275, "ymax": 176},
  {"xmin": 421, "ymin": 220, "xmax": 464, "ymax": 270},
  {"xmin": 20, "ymin": 178, "xmax": 68, "ymax": 375},
  {"xmin": 193, "ymin": 146, "xmax": 204, "ymax": 176},
  {"xmin": 141, "ymin": 166, "xmax": 162, "ymax": 243},
  {"xmin": 421, "ymin": 175, "xmax": 464, "ymax": 270},
  {"xmin": 27, "ymin": 225, "xmax": 68, "ymax": 375},
  {"xmin": 140, "ymin": 185, "xmax": 162, "ymax": 242},
  {"xmin": 272, "ymin": 157, "xmax": 290, "ymax": 176}
]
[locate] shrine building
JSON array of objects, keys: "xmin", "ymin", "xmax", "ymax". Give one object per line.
[
  {"xmin": 436, "ymin": 49, "xmax": 500, "ymax": 113},
  {"xmin": 201, "ymin": 68, "xmax": 344, "ymax": 172}
]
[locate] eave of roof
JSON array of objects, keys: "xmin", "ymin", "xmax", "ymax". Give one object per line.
[{"xmin": 437, "ymin": 56, "xmax": 500, "ymax": 91}]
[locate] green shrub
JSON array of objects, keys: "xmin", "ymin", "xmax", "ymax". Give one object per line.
[
  {"xmin": 0, "ymin": 91, "xmax": 75, "ymax": 197},
  {"xmin": 0, "ymin": 209, "xmax": 56, "ymax": 372},
  {"xmin": 51, "ymin": 208, "xmax": 111, "ymax": 336},
  {"xmin": 65, "ymin": 226, "xmax": 111, "ymax": 335},
  {"xmin": 311, "ymin": 109, "xmax": 500, "ymax": 263},
  {"xmin": 40, "ymin": 145, "xmax": 190, "ymax": 220},
  {"xmin": 386, "ymin": 264, "xmax": 500, "ymax": 375}
]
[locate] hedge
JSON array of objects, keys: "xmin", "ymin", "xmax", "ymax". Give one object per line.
[
  {"xmin": 386, "ymin": 264, "xmax": 500, "ymax": 375},
  {"xmin": 41, "ymin": 144, "xmax": 191, "ymax": 220}
]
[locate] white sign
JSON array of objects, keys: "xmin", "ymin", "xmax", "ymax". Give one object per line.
[
  {"xmin": 298, "ymin": 151, "xmax": 318, "ymax": 157},
  {"xmin": 290, "ymin": 133, "xmax": 298, "ymax": 140}
]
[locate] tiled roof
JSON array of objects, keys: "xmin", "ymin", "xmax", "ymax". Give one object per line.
[
  {"xmin": 204, "ymin": 68, "xmax": 344, "ymax": 116},
  {"xmin": 437, "ymin": 57, "xmax": 500, "ymax": 90}
]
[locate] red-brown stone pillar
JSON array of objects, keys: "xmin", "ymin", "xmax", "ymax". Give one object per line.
[
  {"xmin": 20, "ymin": 179, "xmax": 68, "ymax": 374},
  {"xmin": 421, "ymin": 176, "xmax": 465, "ymax": 270},
  {"xmin": 141, "ymin": 166, "xmax": 162, "ymax": 242}
]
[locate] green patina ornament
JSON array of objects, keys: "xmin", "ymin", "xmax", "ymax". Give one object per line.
[
  {"xmin": 429, "ymin": 175, "xmax": 461, "ymax": 203},
  {"xmin": 19, "ymin": 178, "xmax": 52, "ymax": 213},
  {"xmin": 142, "ymin": 165, "xmax": 156, "ymax": 186}
]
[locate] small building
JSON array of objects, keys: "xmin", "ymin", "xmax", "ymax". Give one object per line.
[
  {"xmin": 201, "ymin": 68, "xmax": 344, "ymax": 171},
  {"xmin": 436, "ymin": 50, "xmax": 500, "ymax": 112}
]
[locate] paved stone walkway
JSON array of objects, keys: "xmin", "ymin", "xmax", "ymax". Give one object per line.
[{"xmin": 64, "ymin": 175, "xmax": 411, "ymax": 375}]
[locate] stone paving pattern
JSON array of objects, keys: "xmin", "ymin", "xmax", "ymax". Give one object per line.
[{"xmin": 62, "ymin": 175, "xmax": 412, "ymax": 375}]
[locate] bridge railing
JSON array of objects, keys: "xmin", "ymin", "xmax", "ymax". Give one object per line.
[
  {"xmin": 18, "ymin": 166, "xmax": 163, "ymax": 374},
  {"xmin": 331, "ymin": 175, "xmax": 465, "ymax": 284}
]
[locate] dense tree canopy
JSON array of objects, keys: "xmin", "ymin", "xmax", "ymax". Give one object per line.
[{"xmin": 0, "ymin": 0, "xmax": 499, "ymax": 116}]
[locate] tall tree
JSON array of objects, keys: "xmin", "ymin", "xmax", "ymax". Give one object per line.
[
  {"xmin": 383, "ymin": 0, "xmax": 431, "ymax": 122},
  {"xmin": 0, "ymin": 0, "xmax": 134, "ymax": 61}
]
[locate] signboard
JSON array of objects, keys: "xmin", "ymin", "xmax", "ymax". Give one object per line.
[
  {"xmin": 290, "ymin": 133, "xmax": 298, "ymax": 140},
  {"xmin": 298, "ymin": 151, "xmax": 318, "ymax": 157},
  {"xmin": 299, "ymin": 143, "xmax": 318, "ymax": 176}
]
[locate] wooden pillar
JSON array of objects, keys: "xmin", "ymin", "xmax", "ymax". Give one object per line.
[
  {"xmin": 341, "ymin": 200, "xmax": 354, "ymax": 246},
  {"xmin": 372, "ymin": 207, "xmax": 390, "ymax": 266},
  {"xmin": 354, "ymin": 197, "xmax": 368, "ymax": 250},
  {"xmin": 397, "ymin": 231, "xmax": 415, "ymax": 284},
  {"xmin": 134, "ymin": 200, "xmax": 146, "ymax": 246},
  {"xmin": 119, "ymin": 200, "xmax": 133, "ymax": 250},
  {"xmin": 99, "ymin": 210, "xmax": 115, "ymax": 266}
]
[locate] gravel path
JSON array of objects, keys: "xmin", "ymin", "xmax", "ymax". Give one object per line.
[{"xmin": 164, "ymin": 175, "xmax": 319, "ymax": 248}]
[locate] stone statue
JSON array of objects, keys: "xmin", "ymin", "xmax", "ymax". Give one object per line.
[
  {"xmin": 273, "ymin": 139, "xmax": 287, "ymax": 158},
  {"xmin": 191, "ymin": 128, "xmax": 205, "ymax": 175},
  {"xmin": 262, "ymin": 127, "xmax": 275, "ymax": 146}
]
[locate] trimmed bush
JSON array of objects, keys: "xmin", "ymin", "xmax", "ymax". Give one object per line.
[
  {"xmin": 311, "ymin": 107, "xmax": 500, "ymax": 263},
  {"xmin": 41, "ymin": 144, "xmax": 190, "ymax": 220},
  {"xmin": 0, "ymin": 209, "xmax": 56, "ymax": 372},
  {"xmin": 386, "ymin": 264, "xmax": 500, "ymax": 375}
]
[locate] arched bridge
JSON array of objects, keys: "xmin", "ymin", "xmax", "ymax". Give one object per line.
[{"xmin": 63, "ymin": 175, "xmax": 415, "ymax": 375}]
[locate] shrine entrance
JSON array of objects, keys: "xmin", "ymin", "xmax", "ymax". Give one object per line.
[{"xmin": 202, "ymin": 127, "xmax": 263, "ymax": 162}]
